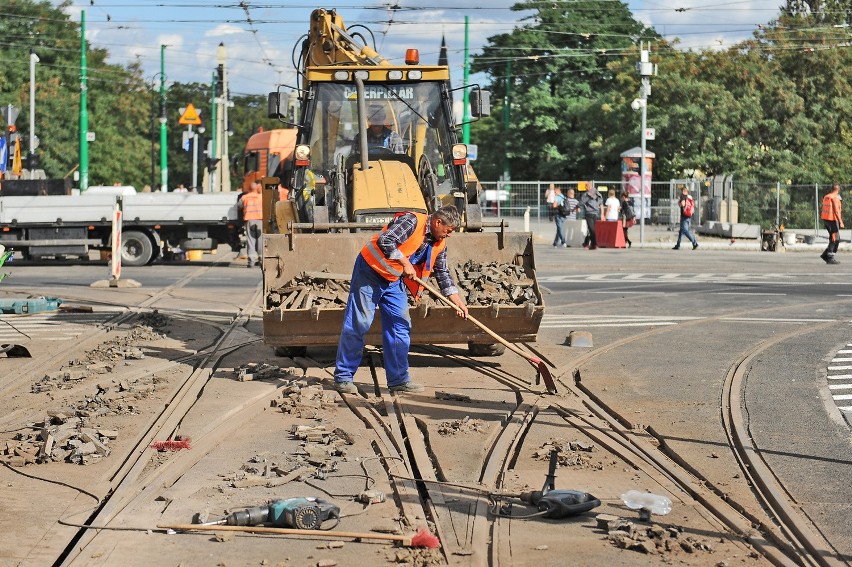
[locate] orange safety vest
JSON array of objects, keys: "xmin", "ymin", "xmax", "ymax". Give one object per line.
[
  {"xmin": 821, "ymin": 193, "xmax": 842, "ymax": 222},
  {"xmin": 361, "ymin": 212, "xmax": 447, "ymax": 299},
  {"xmin": 241, "ymin": 191, "xmax": 264, "ymax": 221}
]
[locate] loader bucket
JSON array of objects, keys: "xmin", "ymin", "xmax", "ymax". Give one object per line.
[{"xmin": 261, "ymin": 229, "xmax": 543, "ymax": 348}]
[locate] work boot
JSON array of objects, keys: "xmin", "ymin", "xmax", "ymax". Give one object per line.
[
  {"xmin": 388, "ymin": 381, "xmax": 425, "ymax": 394},
  {"xmin": 672, "ymin": 245, "xmax": 680, "ymax": 250},
  {"xmin": 692, "ymin": 242, "xmax": 699, "ymax": 250},
  {"xmin": 333, "ymin": 381, "xmax": 356, "ymax": 394}
]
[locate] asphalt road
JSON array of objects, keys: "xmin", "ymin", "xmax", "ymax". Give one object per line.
[{"xmin": 1, "ymin": 241, "xmax": 850, "ymax": 561}]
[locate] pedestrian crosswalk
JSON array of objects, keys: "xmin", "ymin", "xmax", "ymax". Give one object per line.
[
  {"xmin": 538, "ymin": 273, "xmax": 800, "ymax": 285},
  {"xmin": 0, "ymin": 311, "xmax": 121, "ymax": 343},
  {"xmin": 542, "ymin": 314, "xmax": 838, "ymax": 329},
  {"xmin": 827, "ymin": 345, "xmax": 852, "ymax": 412}
]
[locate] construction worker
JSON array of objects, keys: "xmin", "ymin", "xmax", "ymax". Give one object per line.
[
  {"xmin": 358, "ymin": 105, "xmax": 404, "ymax": 154},
  {"xmin": 240, "ymin": 179, "xmax": 264, "ymax": 268},
  {"xmin": 820, "ymin": 183, "xmax": 843, "ymax": 265},
  {"xmin": 333, "ymin": 205, "xmax": 469, "ymax": 395}
]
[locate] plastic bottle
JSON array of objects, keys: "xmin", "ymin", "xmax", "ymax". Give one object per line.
[{"xmin": 620, "ymin": 490, "xmax": 672, "ymax": 515}]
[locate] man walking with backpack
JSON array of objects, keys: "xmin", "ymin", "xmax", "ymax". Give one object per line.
[
  {"xmin": 673, "ymin": 186, "xmax": 699, "ymax": 250},
  {"xmin": 820, "ymin": 183, "xmax": 843, "ymax": 265}
]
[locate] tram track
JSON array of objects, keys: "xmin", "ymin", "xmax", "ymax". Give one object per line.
[{"xmin": 57, "ymin": 283, "xmax": 264, "ymax": 565}]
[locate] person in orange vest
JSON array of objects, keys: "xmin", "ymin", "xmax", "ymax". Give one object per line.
[
  {"xmin": 333, "ymin": 205, "xmax": 469, "ymax": 395},
  {"xmin": 820, "ymin": 183, "xmax": 844, "ymax": 265},
  {"xmin": 240, "ymin": 179, "xmax": 264, "ymax": 268}
]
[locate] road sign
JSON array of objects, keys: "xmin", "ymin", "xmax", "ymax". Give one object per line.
[
  {"xmin": 179, "ymin": 103, "xmax": 202, "ymax": 125},
  {"xmin": 86, "ymin": 131, "xmax": 96, "ymax": 142},
  {"xmin": 467, "ymin": 143, "xmax": 478, "ymax": 161},
  {"xmin": 644, "ymin": 128, "xmax": 656, "ymax": 140}
]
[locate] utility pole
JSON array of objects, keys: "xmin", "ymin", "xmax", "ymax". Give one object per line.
[
  {"xmin": 462, "ymin": 16, "xmax": 471, "ymax": 144},
  {"xmin": 79, "ymin": 10, "xmax": 89, "ymax": 192},
  {"xmin": 502, "ymin": 59, "xmax": 512, "ymax": 185},
  {"xmin": 159, "ymin": 45, "xmax": 168, "ymax": 191},
  {"xmin": 217, "ymin": 43, "xmax": 231, "ymax": 193},
  {"xmin": 28, "ymin": 50, "xmax": 39, "ymax": 171},
  {"xmin": 208, "ymin": 71, "xmax": 217, "ymax": 193},
  {"xmin": 636, "ymin": 42, "xmax": 657, "ymax": 244}
]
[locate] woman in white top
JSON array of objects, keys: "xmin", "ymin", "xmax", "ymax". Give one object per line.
[{"xmin": 604, "ymin": 189, "xmax": 620, "ymax": 221}]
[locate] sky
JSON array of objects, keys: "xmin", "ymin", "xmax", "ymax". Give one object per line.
[{"xmin": 54, "ymin": 0, "xmax": 784, "ymax": 97}]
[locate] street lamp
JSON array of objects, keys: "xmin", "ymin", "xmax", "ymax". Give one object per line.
[{"xmin": 635, "ymin": 42, "xmax": 657, "ymax": 244}]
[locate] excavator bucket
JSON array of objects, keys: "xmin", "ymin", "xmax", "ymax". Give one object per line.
[{"xmin": 261, "ymin": 229, "xmax": 543, "ymax": 349}]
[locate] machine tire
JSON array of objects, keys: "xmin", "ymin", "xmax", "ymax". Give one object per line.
[
  {"xmin": 274, "ymin": 346, "xmax": 308, "ymax": 358},
  {"xmin": 122, "ymin": 230, "xmax": 154, "ymax": 266},
  {"xmin": 467, "ymin": 342, "xmax": 506, "ymax": 357}
]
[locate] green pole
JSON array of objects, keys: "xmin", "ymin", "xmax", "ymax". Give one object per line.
[
  {"xmin": 502, "ymin": 59, "xmax": 511, "ymax": 183},
  {"xmin": 159, "ymin": 45, "xmax": 168, "ymax": 191},
  {"xmin": 79, "ymin": 10, "xmax": 88, "ymax": 192},
  {"xmin": 462, "ymin": 16, "xmax": 471, "ymax": 144}
]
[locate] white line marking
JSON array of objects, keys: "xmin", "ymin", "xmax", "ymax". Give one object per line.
[
  {"xmin": 832, "ymin": 358, "xmax": 852, "ymax": 362},
  {"xmin": 829, "ymin": 366, "xmax": 852, "ymax": 371},
  {"xmin": 589, "ymin": 291, "xmax": 668, "ymax": 295},
  {"xmin": 721, "ymin": 317, "xmax": 834, "ymax": 322},
  {"xmin": 838, "ymin": 406, "xmax": 852, "ymax": 411},
  {"xmin": 828, "ymin": 374, "xmax": 852, "ymax": 379},
  {"xmin": 540, "ymin": 322, "xmax": 678, "ymax": 328},
  {"xmin": 837, "ymin": 350, "xmax": 852, "ymax": 354},
  {"xmin": 716, "ymin": 292, "xmax": 787, "ymax": 296},
  {"xmin": 829, "ymin": 383, "xmax": 852, "ymax": 390},
  {"xmin": 832, "ymin": 394, "xmax": 852, "ymax": 400}
]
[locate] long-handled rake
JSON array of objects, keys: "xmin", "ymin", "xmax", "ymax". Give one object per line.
[{"xmin": 411, "ymin": 275, "xmax": 556, "ymax": 394}]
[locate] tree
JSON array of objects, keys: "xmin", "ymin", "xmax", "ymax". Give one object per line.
[{"xmin": 471, "ymin": 0, "xmax": 657, "ymax": 180}]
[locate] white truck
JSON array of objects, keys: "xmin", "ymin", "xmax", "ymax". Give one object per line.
[{"xmin": 0, "ymin": 187, "xmax": 242, "ymax": 266}]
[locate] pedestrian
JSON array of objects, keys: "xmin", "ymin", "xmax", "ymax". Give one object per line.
[
  {"xmin": 545, "ymin": 183, "xmax": 557, "ymax": 221},
  {"xmin": 333, "ymin": 205, "xmax": 469, "ymax": 395},
  {"xmin": 604, "ymin": 188, "xmax": 620, "ymax": 221},
  {"xmin": 552, "ymin": 187, "xmax": 567, "ymax": 247},
  {"xmin": 580, "ymin": 184, "xmax": 603, "ymax": 250},
  {"xmin": 620, "ymin": 190, "xmax": 636, "ymax": 248},
  {"xmin": 240, "ymin": 178, "xmax": 264, "ymax": 268},
  {"xmin": 820, "ymin": 183, "xmax": 843, "ymax": 265},
  {"xmin": 673, "ymin": 186, "xmax": 699, "ymax": 250},
  {"xmin": 563, "ymin": 187, "xmax": 579, "ymax": 221}
]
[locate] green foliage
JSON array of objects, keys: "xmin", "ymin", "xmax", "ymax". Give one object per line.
[
  {"xmin": 472, "ymin": 0, "xmax": 852, "ymax": 191},
  {"xmin": 0, "ymin": 0, "xmax": 280, "ymax": 192}
]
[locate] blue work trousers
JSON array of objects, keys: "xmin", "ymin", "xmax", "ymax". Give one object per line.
[{"xmin": 334, "ymin": 255, "xmax": 412, "ymax": 387}]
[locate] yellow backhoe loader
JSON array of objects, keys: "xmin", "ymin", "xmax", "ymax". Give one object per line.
[{"xmin": 262, "ymin": 8, "xmax": 543, "ymax": 357}]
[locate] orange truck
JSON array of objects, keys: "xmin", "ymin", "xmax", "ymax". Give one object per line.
[{"xmin": 237, "ymin": 128, "xmax": 298, "ymax": 193}]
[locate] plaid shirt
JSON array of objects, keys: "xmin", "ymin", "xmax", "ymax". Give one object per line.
[{"xmin": 376, "ymin": 213, "xmax": 458, "ymax": 296}]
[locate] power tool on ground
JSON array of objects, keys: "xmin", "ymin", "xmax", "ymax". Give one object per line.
[
  {"xmin": 200, "ymin": 497, "xmax": 340, "ymax": 530},
  {"xmin": 508, "ymin": 450, "xmax": 601, "ymax": 519}
]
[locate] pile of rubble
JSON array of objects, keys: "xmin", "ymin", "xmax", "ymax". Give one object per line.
[
  {"xmin": 270, "ymin": 380, "xmax": 338, "ymax": 419},
  {"xmin": 265, "ymin": 262, "xmax": 538, "ymax": 311},
  {"xmin": 266, "ymin": 272, "xmax": 351, "ymax": 310},
  {"xmin": 452, "ymin": 260, "xmax": 536, "ymax": 307},
  {"xmin": 221, "ymin": 423, "xmax": 356, "ymax": 489},
  {"xmin": 437, "ymin": 416, "xmax": 487, "ymax": 436},
  {"xmin": 33, "ymin": 374, "xmax": 157, "ymax": 418},
  {"xmin": 596, "ymin": 514, "xmax": 721, "ymax": 557},
  {"xmin": 234, "ymin": 363, "xmax": 297, "ymax": 382},
  {"xmin": 137, "ymin": 310, "xmax": 171, "ymax": 329},
  {"xmin": 532, "ymin": 439, "xmax": 604, "ymax": 471},
  {"xmin": 67, "ymin": 323, "xmax": 162, "ymax": 366},
  {"xmin": 0, "ymin": 413, "xmax": 117, "ymax": 467}
]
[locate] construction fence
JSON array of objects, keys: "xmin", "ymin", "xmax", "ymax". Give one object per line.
[{"xmin": 479, "ymin": 180, "xmax": 843, "ymax": 232}]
